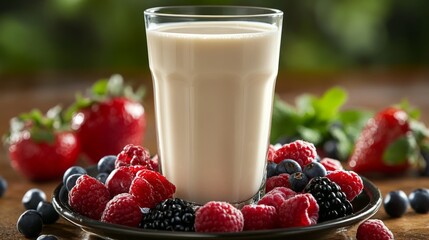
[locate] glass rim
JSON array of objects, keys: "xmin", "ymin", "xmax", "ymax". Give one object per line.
[{"xmin": 144, "ymin": 5, "xmax": 283, "ymax": 18}]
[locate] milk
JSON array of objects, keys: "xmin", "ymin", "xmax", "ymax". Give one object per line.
[{"xmin": 146, "ymin": 21, "xmax": 281, "ymax": 204}]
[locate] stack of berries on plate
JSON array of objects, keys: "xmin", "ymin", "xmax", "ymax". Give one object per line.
[{"xmin": 64, "ymin": 140, "xmax": 393, "ymax": 239}]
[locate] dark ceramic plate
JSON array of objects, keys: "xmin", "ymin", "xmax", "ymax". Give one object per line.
[{"xmin": 52, "ymin": 167, "xmax": 382, "ymax": 240}]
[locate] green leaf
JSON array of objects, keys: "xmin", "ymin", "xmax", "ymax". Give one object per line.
[
  {"xmin": 92, "ymin": 79, "xmax": 109, "ymax": 97},
  {"xmin": 31, "ymin": 128, "xmax": 55, "ymax": 144},
  {"xmin": 397, "ymin": 99, "xmax": 421, "ymax": 120},
  {"xmin": 313, "ymin": 87, "xmax": 347, "ymax": 121},
  {"xmin": 383, "ymin": 134, "xmax": 417, "ymax": 165},
  {"xmin": 270, "ymin": 95, "xmax": 302, "ymax": 143},
  {"xmin": 297, "ymin": 126, "xmax": 323, "ymax": 144}
]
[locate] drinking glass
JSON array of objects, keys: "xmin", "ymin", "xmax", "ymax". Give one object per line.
[{"xmin": 144, "ymin": 6, "xmax": 283, "ymax": 205}]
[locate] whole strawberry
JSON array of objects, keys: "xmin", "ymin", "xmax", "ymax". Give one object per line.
[
  {"xmin": 348, "ymin": 107, "xmax": 418, "ymax": 174},
  {"xmin": 4, "ymin": 107, "xmax": 80, "ymax": 181},
  {"xmin": 70, "ymin": 75, "xmax": 146, "ymax": 164}
]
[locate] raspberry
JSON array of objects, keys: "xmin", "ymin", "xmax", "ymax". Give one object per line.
[
  {"xmin": 326, "ymin": 170, "xmax": 363, "ymax": 201},
  {"xmin": 265, "ymin": 173, "xmax": 290, "ymax": 193},
  {"xmin": 195, "ymin": 201, "xmax": 244, "ymax": 232},
  {"xmin": 105, "ymin": 167, "xmax": 134, "ymax": 198},
  {"xmin": 129, "ymin": 176, "xmax": 155, "ymax": 208},
  {"xmin": 241, "ymin": 204, "xmax": 278, "ymax": 230},
  {"xmin": 320, "ymin": 158, "xmax": 344, "ymax": 171},
  {"xmin": 115, "ymin": 144, "xmax": 153, "ymax": 169},
  {"xmin": 129, "ymin": 170, "xmax": 175, "ymax": 208},
  {"xmin": 68, "ymin": 175, "xmax": 110, "ymax": 220},
  {"xmin": 258, "ymin": 187, "xmax": 296, "ymax": 211},
  {"xmin": 356, "ymin": 219, "xmax": 394, "ymax": 240},
  {"xmin": 273, "ymin": 140, "xmax": 317, "ymax": 168},
  {"xmin": 101, "ymin": 193, "xmax": 142, "ymax": 227},
  {"xmin": 267, "ymin": 145, "xmax": 277, "ymax": 161},
  {"xmin": 278, "ymin": 193, "xmax": 319, "ymax": 228}
]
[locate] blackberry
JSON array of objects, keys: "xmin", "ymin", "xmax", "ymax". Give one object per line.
[
  {"xmin": 142, "ymin": 198, "xmax": 196, "ymax": 232},
  {"xmin": 304, "ymin": 177, "xmax": 353, "ymax": 222}
]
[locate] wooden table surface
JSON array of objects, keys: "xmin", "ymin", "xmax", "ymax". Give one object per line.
[{"xmin": 1, "ymin": 70, "xmax": 429, "ymax": 239}]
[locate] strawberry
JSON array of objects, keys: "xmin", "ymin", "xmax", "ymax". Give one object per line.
[
  {"xmin": 348, "ymin": 106, "xmax": 428, "ymax": 174},
  {"xmin": 69, "ymin": 75, "xmax": 146, "ymax": 164},
  {"xmin": 4, "ymin": 107, "xmax": 80, "ymax": 181}
]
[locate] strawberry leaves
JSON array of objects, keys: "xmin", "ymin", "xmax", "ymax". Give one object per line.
[
  {"xmin": 4, "ymin": 106, "xmax": 68, "ymax": 145},
  {"xmin": 65, "ymin": 74, "xmax": 146, "ymax": 122}
]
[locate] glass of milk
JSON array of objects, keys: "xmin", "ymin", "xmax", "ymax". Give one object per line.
[{"xmin": 144, "ymin": 6, "xmax": 283, "ymax": 205}]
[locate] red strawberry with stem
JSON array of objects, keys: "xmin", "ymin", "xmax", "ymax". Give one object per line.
[
  {"xmin": 69, "ymin": 75, "xmax": 146, "ymax": 164},
  {"xmin": 348, "ymin": 106, "xmax": 428, "ymax": 174},
  {"xmin": 4, "ymin": 107, "xmax": 80, "ymax": 181}
]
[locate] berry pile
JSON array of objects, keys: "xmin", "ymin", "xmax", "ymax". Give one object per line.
[{"xmin": 62, "ymin": 141, "xmax": 369, "ymax": 234}]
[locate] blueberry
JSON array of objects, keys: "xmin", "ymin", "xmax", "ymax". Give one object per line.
[
  {"xmin": 65, "ymin": 173, "xmax": 83, "ymax": 192},
  {"xmin": 97, "ymin": 155, "xmax": 117, "ymax": 174},
  {"xmin": 384, "ymin": 190, "xmax": 408, "ymax": 217},
  {"xmin": 37, "ymin": 235, "xmax": 58, "ymax": 240},
  {"xmin": 0, "ymin": 176, "xmax": 7, "ymax": 197},
  {"xmin": 288, "ymin": 172, "xmax": 309, "ymax": 192},
  {"xmin": 36, "ymin": 201, "xmax": 59, "ymax": 224},
  {"xmin": 22, "ymin": 188, "xmax": 47, "ymax": 210},
  {"xmin": 303, "ymin": 161, "xmax": 327, "ymax": 179},
  {"xmin": 63, "ymin": 166, "xmax": 86, "ymax": 186},
  {"xmin": 96, "ymin": 172, "xmax": 109, "ymax": 184},
  {"xmin": 266, "ymin": 161, "xmax": 277, "ymax": 178},
  {"xmin": 408, "ymin": 188, "xmax": 429, "ymax": 214},
  {"xmin": 276, "ymin": 159, "xmax": 302, "ymax": 175},
  {"xmin": 17, "ymin": 210, "xmax": 43, "ymax": 238}
]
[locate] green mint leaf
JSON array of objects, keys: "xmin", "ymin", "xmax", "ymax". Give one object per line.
[
  {"xmin": 383, "ymin": 134, "xmax": 417, "ymax": 166},
  {"xmin": 296, "ymin": 94, "xmax": 315, "ymax": 116},
  {"xmin": 313, "ymin": 87, "xmax": 347, "ymax": 121},
  {"xmin": 297, "ymin": 126, "xmax": 323, "ymax": 144},
  {"xmin": 270, "ymin": 95, "xmax": 302, "ymax": 143}
]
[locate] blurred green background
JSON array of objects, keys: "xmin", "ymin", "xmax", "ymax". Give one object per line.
[{"xmin": 1, "ymin": 0, "xmax": 428, "ymax": 76}]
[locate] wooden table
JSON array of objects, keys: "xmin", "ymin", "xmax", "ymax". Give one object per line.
[{"xmin": 1, "ymin": 71, "xmax": 429, "ymax": 239}]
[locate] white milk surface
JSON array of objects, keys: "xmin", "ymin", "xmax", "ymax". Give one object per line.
[{"xmin": 147, "ymin": 21, "xmax": 281, "ymax": 204}]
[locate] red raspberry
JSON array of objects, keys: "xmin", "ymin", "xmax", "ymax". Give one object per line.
[
  {"xmin": 128, "ymin": 176, "xmax": 155, "ymax": 208},
  {"xmin": 129, "ymin": 170, "xmax": 175, "ymax": 208},
  {"xmin": 105, "ymin": 166, "xmax": 134, "ymax": 198},
  {"xmin": 68, "ymin": 175, "xmax": 110, "ymax": 220},
  {"xmin": 356, "ymin": 219, "xmax": 394, "ymax": 240},
  {"xmin": 241, "ymin": 204, "xmax": 278, "ymax": 230},
  {"xmin": 195, "ymin": 201, "xmax": 244, "ymax": 232},
  {"xmin": 265, "ymin": 173, "xmax": 290, "ymax": 193},
  {"xmin": 273, "ymin": 140, "xmax": 317, "ymax": 168},
  {"xmin": 320, "ymin": 158, "xmax": 344, "ymax": 171},
  {"xmin": 267, "ymin": 145, "xmax": 277, "ymax": 162},
  {"xmin": 259, "ymin": 187, "xmax": 296, "ymax": 211},
  {"xmin": 326, "ymin": 170, "xmax": 363, "ymax": 201},
  {"xmin": 278, "ymin": 193, "xmax": 319, "ymax": 228},
  {"xmin": 101, "ymin": 193, "xmax": 142, "ymax": 227},
  {"xmin": 115, "ymin": 144, "xmax": 154, "ymax": 170}
]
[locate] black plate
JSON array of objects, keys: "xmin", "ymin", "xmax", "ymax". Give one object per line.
[{"xmin": 52, "ymin": 167, "xmax": 382, "ymax": 240}]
